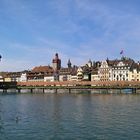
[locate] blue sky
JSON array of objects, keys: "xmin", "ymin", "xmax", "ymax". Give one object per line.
[{"xmin": 0, "ymin": 0, "xmax": 140, "ymax": 71}]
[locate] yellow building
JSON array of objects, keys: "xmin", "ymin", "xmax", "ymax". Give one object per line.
[
  {"xmin": 129, "ymin": 63, "xmax": 140, "ymax": 81},
  {"xmin": 4, "ymin": 77, "xmax": 12, "ymax": 82},
  {"xmin": 77, "ymin": 67, "xmax": 83, "ymax": 81}
]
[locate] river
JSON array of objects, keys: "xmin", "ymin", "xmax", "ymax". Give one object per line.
[{"xmin": 0, "ymin": 93, "xmax": 140, "ymax": 140}]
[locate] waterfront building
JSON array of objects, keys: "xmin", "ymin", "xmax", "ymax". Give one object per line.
[
  {"xmin": 70, "ymin": 75, "xmax": 77, "ymax": 81},
  {"xmin": 4, "ymin": 77, "xmax": 12, "ymax": 82},
  {"xmin": 112, "ymin": 58, "xmax": 134, "ymax": 81},
  {"xmin": 76, "ymin": 65, "xmax": 92, "ymax": 81},
  {"xmin": 76, "ymin": 61, "xmax": 101, "ymax": 81},
  {"xmin": 82, "ymin": 65, "xmax": 92, "ymax": 81},
  {"xmin": 59, "ymin": 59, "xmax": 72, "ymax": 81},
  {"xmin": 3, "ymin": 72, "xmax": 22, "ymax": 82},
  {"xmin": 91, "ymin": 68, "xmax": 100, "ymax": 81},
  {"xmin": 44, "ymin": 75, "xmax": 55, "ymax": 82},
  {"xmin": 129, "ymin": 62, "xmax": 140, "ymax": 81},
  {"xmin": 98, "ymin": 59, "xmax": 114, "ymax": 81},
  {"xmin": 1, "ymin": 52, "xmax": 140, "ymax": 83},
  {"xmin": 69, "ymin": 66, "xmax": 78, "ymax": 81},
  {"xmin": 0, "ymin": 76, "xmax": 4, "ymax": 82},
  {"xmin": 59, "ymin": 61, "xmax": 78, "ymax": 81},
  {"xmin": 59, "ymin": 68, "xmax": 71, "ymax": 81},
  {"xmin": 97, "ymin": 57, "xmax": 140, "ymax": 82},
  {"xmin": 59, "ymin": 67, "xmax": 78, "ymax": 81},
  {"xmin": 27, "ymin": 66, "xmax": 53, "ymax": 81},
  {"xmin": 77, "ymin": 67, "xmax": 83, "ymax": 81},
  {"xmin": 20, "ymin": 73, "xmax": 27, "ymax": 82},
  {"xmin": 0, "ymin": 72, "xmax": 9, "ymax": 82}
]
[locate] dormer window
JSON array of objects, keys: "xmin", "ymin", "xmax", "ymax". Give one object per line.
[{"xmin": 117, "ymin": 62, "xmax": 124, "ymax": 67}]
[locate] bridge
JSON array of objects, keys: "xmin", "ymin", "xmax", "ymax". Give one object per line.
[
  {"xmin": 0, "ymin": 81, "xmax": 140, "ymax": 94},
  {"xmin": 17, "ymin": 81, "xmax": 140, "ymax": 87}
]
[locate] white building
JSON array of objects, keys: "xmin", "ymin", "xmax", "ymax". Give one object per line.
[
  {"xmin": 112, "ymin": 59, "xmax": 133, "ymax": 81},
  {"xmin": 44, "ymin": 76, "xmax": 54, "ymax": 82},
  {"xmin": 20, "ymin": 73, "xmax": 27, "ymax": 82},
  {"xmin": 0, "ymin": 76, "xmax": 4, "ymax": 82}
]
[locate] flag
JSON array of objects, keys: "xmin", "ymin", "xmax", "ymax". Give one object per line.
[{"xmin": 120, "ymin": 50, "xmax": 124, "ymax": 55}]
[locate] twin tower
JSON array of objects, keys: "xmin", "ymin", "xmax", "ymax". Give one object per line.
[{"xmin": 52, "ymin": 53, "xmax": 72, "ymax": 71}]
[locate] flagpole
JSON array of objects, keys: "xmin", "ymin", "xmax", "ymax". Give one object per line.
[{"xmin": 120, "ymin": 50, "xmax": 124, "ymax": 59}]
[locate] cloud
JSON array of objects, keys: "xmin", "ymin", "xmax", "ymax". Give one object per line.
[
  {"xmin": 0, "ymin": 0, "xmax": 140, "ymax": 71},
  {"xmin": 0, "ymin": 58, "xmax": 32, "ymax": 72}
]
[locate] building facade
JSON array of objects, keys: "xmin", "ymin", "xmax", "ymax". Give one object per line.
[
  {"xmin": 129, "ymin": 62, "xmax": 140, "ymax": 81},
  {"xmin": 98, "ymin": 60, "xmax": 112, "ymax": 81},
  {"xmin": 112, "ymin": 59, "xmax": 134, "ymax": 81}
]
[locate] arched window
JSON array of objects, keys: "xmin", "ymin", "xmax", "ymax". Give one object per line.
[{"xmin": 117, "ymin": 75, "xmax": 119, "ymax": 81}]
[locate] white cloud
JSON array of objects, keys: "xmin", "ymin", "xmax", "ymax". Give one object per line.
[
  {"xmin": 1, "ymin": 0, "xmax": 140, "ymax": 71},
  {"xmin": 0, "ymin": 58, "xmax": 32, "ymax": 72}
]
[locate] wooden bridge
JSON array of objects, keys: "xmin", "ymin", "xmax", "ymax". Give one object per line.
[
  {"xmin": 17, "ymin": 81, "xmax": 140, "ymax": 87},
  {"xmin": 0, "ymin": 81, "xmax": 140, "ymax": 94}
]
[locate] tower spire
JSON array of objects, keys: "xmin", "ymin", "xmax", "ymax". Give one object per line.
[{"xmin": 67, "ymin": 59, "xmax": 72, "ymax": 68}]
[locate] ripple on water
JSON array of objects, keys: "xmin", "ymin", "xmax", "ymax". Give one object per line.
[{"xmin": 0, "ymin": 93, "xmax": 140, "ymax": 140}]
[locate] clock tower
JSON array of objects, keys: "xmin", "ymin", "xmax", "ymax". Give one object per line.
[{"xmin": 52, "ymin": 53, "xmax": 61, "ymax": 71}]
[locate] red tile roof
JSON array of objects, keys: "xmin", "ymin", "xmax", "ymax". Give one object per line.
[{"xmin": 32, "ymin": 66, "xmax": 53, "ymax": 73}]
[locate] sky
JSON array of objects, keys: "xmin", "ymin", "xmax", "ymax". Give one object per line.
[{"xmin": 0, "ymin": 0, "xmax": 140, "ymax": 71}]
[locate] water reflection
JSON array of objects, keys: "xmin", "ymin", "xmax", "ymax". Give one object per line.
[
  {"xmin": 0, "ymin": 94, "xmax": 140, "ymax": 140},
  {"xmin": 0, "ymin": 99, "xmax": 4, "ymax": 135}
]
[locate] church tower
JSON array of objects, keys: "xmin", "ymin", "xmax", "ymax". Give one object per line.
[
  {"xmin": 88, "ymin": 59, "xmax": 92, "ymax": 67},
  {"xmin": 52, "ymin": 53, "xmax": 61, "ymax": 71},
  {"xmin": 67, "ymin": 59, "xmax": 72, "ymax": 68}
]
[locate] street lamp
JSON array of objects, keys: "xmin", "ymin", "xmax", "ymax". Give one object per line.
[{"xmin": 0, "ymin": 55, "xmax": 2, "ymax": 61}]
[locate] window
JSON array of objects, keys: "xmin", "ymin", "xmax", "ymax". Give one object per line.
[
  {"xmin": 114, "ymin": 74, "xmax": 116, "ymax": 77},
  {"xmin": 117, "ymin": 76, "xmax": 119, "ymax": 81}
]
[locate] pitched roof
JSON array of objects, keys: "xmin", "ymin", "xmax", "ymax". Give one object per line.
[
  {"xmin": 113, "ymin": 59, "xmax": 134, "ymax": 67},
  {"xmin": 59, "ymin": 68, "xmax": 71, "ymax": 75},
  {"xmin": 107, "ymin": 60, "xmax": 115, "ymax": 66},
  {"xmin": 130, "ymin": 62, "xmax": 140, "ymax": 71},
  {"xmin": 91, "ymin": 68, "xmax": 98, "ymax": 75},
  {"xmin": 59, "ymin": 67, "xmax": 78, "ymax": 75},
  {"xmin": 32, "ymin": 66, "xmax": 53, "ymax": 73}
]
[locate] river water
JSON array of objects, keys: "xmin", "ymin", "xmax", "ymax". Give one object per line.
[{"xmin": 0, "ymin": 93, "xmax": 140, "ymax": 140}]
